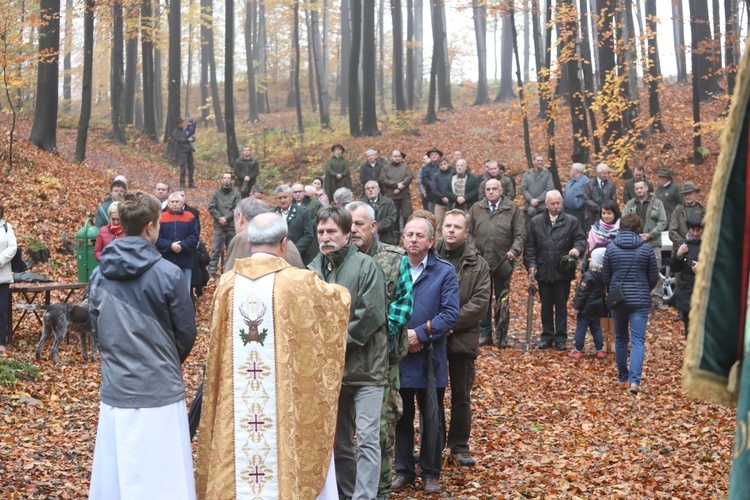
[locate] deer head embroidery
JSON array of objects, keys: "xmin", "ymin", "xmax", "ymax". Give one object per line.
[{"xmin": 238, "ymin": 300, "xmax": 269, "ymax": 346}]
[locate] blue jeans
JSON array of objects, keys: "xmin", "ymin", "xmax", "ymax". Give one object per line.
[
  {"xmin": 610, "ymin": 307, "xmax": 650, "ymax": 385},
  {"xmin": 181, "ymin": 268, "xmax": 192, "ymax": 295},
  {"xmin": 573, "ymin": 314, "xmax": 603, "ymax": 352}
]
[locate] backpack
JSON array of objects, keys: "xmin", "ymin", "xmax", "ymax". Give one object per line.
[{"xmin": 4, "ymin": 223, "xmax": 28, "ymax": 273}]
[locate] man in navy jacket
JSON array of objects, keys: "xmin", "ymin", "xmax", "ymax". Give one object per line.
[
  {"xmin": 156, "ymin": 192, "xmax": 199, "ymax": 293},
  {"xmin": 392, "ymin": 217, "xmax": 459, "ymax": 495}
]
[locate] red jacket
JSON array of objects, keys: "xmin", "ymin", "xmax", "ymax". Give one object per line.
[{"xmin": 94, "ymin": 223, "xmax": 123, "ymax": 261}]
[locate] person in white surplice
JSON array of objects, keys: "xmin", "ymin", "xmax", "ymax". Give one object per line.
[{"xmin": 88, "ymin": 190, "xmax": 197, "ymax": 500}]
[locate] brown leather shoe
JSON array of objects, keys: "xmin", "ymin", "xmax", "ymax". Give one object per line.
[
  {"xmin": 390, "ymin": 474, "xmax": 414, "ymax": 492},
  {"xmin": 423, "ymin": 477, "xmax": 442, "ymax": 494}
]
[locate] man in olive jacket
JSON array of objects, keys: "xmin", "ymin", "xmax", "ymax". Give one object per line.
[
  {"xmin": 207, "ymin": 172, "xmax": 241, "ymax": 275},
  {"xmin": 308, "ymin": 206, "xmax": 387, "ymax": 500},
  {"xmin": 380, "ymin": 149, "xmax": 414, "ymax": 235},
  {"xmin": 437, "ymin": 210, "xmax": 491, "ymax": 468},
  {"xmin": 468, "ymin": 179, "xmax": 525, "ymax": 348}
]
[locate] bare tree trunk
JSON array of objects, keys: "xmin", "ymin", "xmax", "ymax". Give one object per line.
[
  {"xmin": 310, "ymin": 0, "xmax": 331, "ymax": 127},
  {"xmin": 414, "ymin": 0, "xmax": 423, "ymax": 103},
  {"xmin": 75, "ymin": 0, "xmax": 95, "ymax": 161},
  {"xmin": 532, "ymin": 0, "xmax": 546, "ymax": 116},
  {"xmin": 725, "ymin": 0, "xmax": 738, "ymax": 94},
  {"xmin": 596, "ymin": 0, "xmax": 620, "ymax": 147},
  {"xmin": 226, "ymin": 0, "xmax": 239, "ymax": 166},
  {"xmin": 392, "ymin": 0, "xmax": 406, "ymax": 110},
  {"xmin": 645, "ymin": 0, "xmax": 665, "ymax": 132},
  {"xmin": 689, "ymin": 0, "xmax": 703, "ymax": 164},
  {"xmin": 255, "ymin": 0, "xmax": 268, "ymax": 112},
  {"xmin": 349, "ymin": 0, "xmax": 362, "ymax": 136},
  {"xmin": 201, "ymin": 0, "xmax": 225, "ymax": 131},
  {"xmin": 406, "ymin": 0, "xmax": 415, "ymax": 108},
  {"xmin": 362, "ymin": 0, "xmax": 378, "ymax": 135},
  {"xmin": 378, "ymin": 0, "xmax": 386, "ymax": 114},
  {"xmin": 304, "ymin": 6, "xmax": 318, "ymax": 112},
  {"xmin": 63, "ymin": 0, "xmax": 72, "ymax": 114},
  {"xmin": 495, "ymin": 6, "xmax": 514, "ymax": 102},
  {"xmin": 185, "ymin": 0, "xmax": 194, "ymax": 117},
  {"xmin": 510, "ymin": 1, "xmax": 532, "ymax": 168},
  {"xmin": 560, "ymin": 0, "xmax": 589, "ymax": 163},
  {"xmin": 111, "ymin": 0, "xmax": 126, "ymax": 143},
  {"xmin": 425, "ymin": 37, "xmax": 438, "ymax": 123},
  {"xmin": 472, "ymin": 0, "xmax": 489, "ymax": 105},
  {"xmin": 432, "ymin": 0, "xmax": 451, "ymax": 109},
  {"xmin": 163, "ymin": 0, "xmax": 182, "ymax": 148},
  {"xmin": 125, "ymin": 22, "xmax": 138, "ymax": 125},
  {"xmin": 618, "ymin": 0, "xmax": 639, "ymax": 130},
  {"xmin": 711, "ymin": 0, "xmax": 722, "ymax": 73},
  {"xmin": 523, "ymin": 0, "xmax": 529, "ymax": 83},
  {"xmin": 30, "ymin": 0, "xmax": 61, "ymax": 152},
  {"xmin": 135, "ymin": 72, "xmax": 144, "ymax": 129},
  {"xmin": 579, "ymin": 0, "xmax": 600, "ymax": 154},
  {"xmin": 672, "ymin": 0, "xmax": 688, "ymax": 83},
  {"xmin": 340, "ymin": 0, "xmax": 351, "ymax": 114},
  {"xmin": 690, "ymin": 0, "xmax": 723, "ymax": 100},
  {"xmin": 142, "ymin": 0, "xmax": 158, "ymax": 139},
  {"xmin": 294, "ymin": 0, "xmax": 304, "ymax": 133},
  {"xmin": 245, "ymin": 0, "xmax": 259, "ymax": 121}
]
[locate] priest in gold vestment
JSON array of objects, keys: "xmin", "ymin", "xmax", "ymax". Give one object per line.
[{"xmin": 195, "ymin": 213, "xmax": 350, "ymax": 499}]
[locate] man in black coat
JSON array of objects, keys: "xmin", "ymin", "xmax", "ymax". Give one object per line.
[
  {"xmin": 582, "ymin": 163, "xmax": 617, "ymax": 232},
  {"xmin": 359, "ymin": 149, "xmax": 388, "ymax": 193},
  {"xmin": 524, "ymin": 190, "xmax": 587, "ymax": 350},
  {"xmin": 362, "ymin": 180, "xmax": 398, "ymax": 245},
  {"xmin": 273, "ymin": 184, "xmax": 314, "ymax": 262}
]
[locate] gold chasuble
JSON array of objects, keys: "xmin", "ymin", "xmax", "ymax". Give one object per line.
[{"xmin": 195, "ymin": 256, "xmax": 350, "ymax": 499}]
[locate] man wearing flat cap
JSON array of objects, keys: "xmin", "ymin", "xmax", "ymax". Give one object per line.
[
  {"xmin": 669, "ymin": 182, "xmax": 706, "ymax": 246},
  {"xmin": 324, "ymin": 144, "xmax": 352, "ymax": 203},
  {"xmin": 419, "ymin": 148, "xmax": 443, "ymax": 211},
  {"xmin": 655, "ymin": 168, "xmax": 683, "ymax": 224}
]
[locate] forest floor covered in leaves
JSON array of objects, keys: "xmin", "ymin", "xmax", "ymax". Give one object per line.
[{"xmin": 0, "ymin": 86, "xmax": 736, "ymax": 497}]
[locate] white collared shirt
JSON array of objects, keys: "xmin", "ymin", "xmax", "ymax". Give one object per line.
[{"xmin": 409, "ymin": 254, "xmax": 429, "ymax": 282}]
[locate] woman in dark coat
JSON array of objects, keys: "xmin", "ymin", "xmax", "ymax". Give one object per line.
[
  {"xmin": 670, "ymin": 214, "xmax": 703, "ymax": 337},
  {"xmin": 603, "ymin": 214, "xmax": 659, "ymax": 395}
]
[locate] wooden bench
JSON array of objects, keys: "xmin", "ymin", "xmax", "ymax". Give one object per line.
[{"xmin": 6, "ymin": 282, "xmax": 89, "ymax": 345}]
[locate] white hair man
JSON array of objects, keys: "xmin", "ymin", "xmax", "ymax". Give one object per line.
[
  {"xmin": 582, "ymin": 163, "xmax": 617, "ymax": 232},
  {"xmin": 362, "ymin": 180, "xmax": 398, "ymax": 245},
  {"xmin": 272, "ymin": 184, "xmax": 314, "ymax": 262},
  {"xmin": 562, "ymin": 163, "xmax": 588, "ymax": 226},
  {"xmin": 524, "ymin": 190, "xmax": 587, "ymax": 351},
  {"xmin": 196, "ymin": 212, "xmax": 350, "ymax": 499}
]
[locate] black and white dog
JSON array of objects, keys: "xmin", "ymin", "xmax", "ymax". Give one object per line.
[{"xmin": 35, "ymin": 300, "xmax": 96, "ymax": 364}]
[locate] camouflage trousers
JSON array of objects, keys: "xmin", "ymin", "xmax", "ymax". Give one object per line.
[
  {"xmin": 480, "ymin": 274, "xmax": 512, "ymax": 347},
  {"xmin": 377, "ymin": 363, "xmax": 403, "ymax": 496}
]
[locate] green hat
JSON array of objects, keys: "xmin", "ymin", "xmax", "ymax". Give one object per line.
[
  {"xmin": 657, "ymin": 168, "xmax": 673, "ymax": 179},
  {"xmin": 680, "ymin": 182, "xmax": 700, "ymax": 194},
  {"xmin": 557, "ymin": 254, "xmax": 578, "ymax": 275}
]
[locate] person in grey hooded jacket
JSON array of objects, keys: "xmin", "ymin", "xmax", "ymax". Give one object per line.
[{"xmin": 88, "ymin": 190, "xmax": 197, "ymax": 499}]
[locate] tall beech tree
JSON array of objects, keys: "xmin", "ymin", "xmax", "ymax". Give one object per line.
[
  {"xmin": 110, "ymin": 0, "xmax": 126, "ymax": 143},
  {"xmin": 579, "ymin": 0, "xmax": 600, "ymax": 154},
  {"xmin": 672, "ymin": 0, "xmax": 688, "ymax": 83},
  {"xmin": 559, "ymin": 0, "xmax": 589, "ymax": 164},
  {"xmin": 340, "ymin": 0, "xmax": 351, "ymax": 114},
  {"xmin": 200, "ymin": 0, "xmax": 225, "ymax": 131},
  {"xmin": 392, "ymin": 0, "xmax": 406, "ymax": 110},
  {"xmin": 495, "ymin": 5, "xmax": 514, "ymax": 102},
  {"xmin": 689, "ymin": 0, "xmax": 703, "ymax": 164},
  {"xmin": 510, "ymin": 0, "xmax": 532, "ymax": 168},
  {"xmin": 163, "ymin": 0, "xmax": 181, "ymax": 156},
  {"xmin": 125, "ymin": 20, "xmax": 138, "ymax": 126},
  {"xmin": 225, "ymin": 0, "xmax": 239, "ymax": 166},
  {"xmin": 63, "ymin": 0, "xmax": 72, "ymax": 113},
  {"xmin": 362, "ymin": 0, "xmax": 378, "ymax": 135},
  {"xmin": 690, "ymin": 0, "xmax": 722, "ymax": 101},
  {"xmin": 349, "ymin": 0, "xmax": 362, "ymax": 136},
  {"xmin": 645, "ymin": 0, "xmax": 665, "ymax": 132},
  {"xmin": 434, "ymin": 0, "xmax": 451, "ymax": 109},
  {"xmin": 406, "ymin": 0, "xmax": 415, "ymax": 108},
  {"xmin": 30, "ymin": 0, "xmax": 61, "ymax": 152},
  {"xmin": 309, "ymin": 0, "xmax": 331, "ymax": 128},
  {"xmin": 293, "ymin": 0, "xmax": 303, "ymax": 132},
  {"xmin": 75, "ymin": 0, "xmax": 95, "ymax": 161},
  {"xmin": 244, "ymin": 0, "xmax": 259, "ymax": 122},
  {"xmin": 472, "ymin": 0, "xmax": 489, "ymax": 105},
  {"xmin": 141, "ymin": 0, "xmax": 158, "ymax": 140}
]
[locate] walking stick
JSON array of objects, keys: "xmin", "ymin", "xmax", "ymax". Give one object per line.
[{"xmin": 525, "ymin": 270, "xmax": 537, "ymax": 352}]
